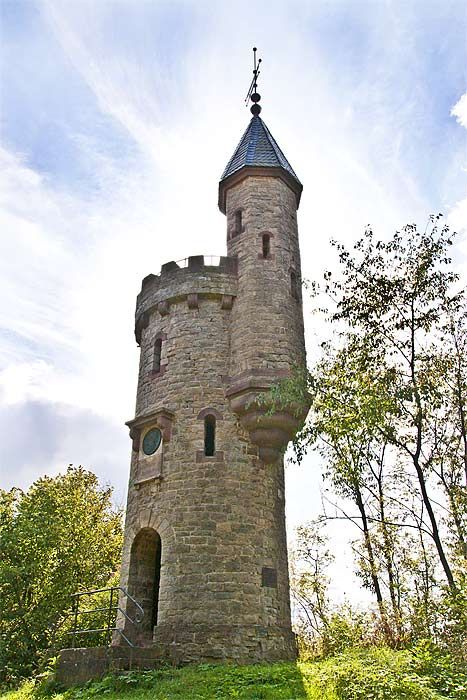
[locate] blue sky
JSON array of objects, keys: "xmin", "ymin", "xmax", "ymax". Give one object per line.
[{"xmin": 1, "ymin": 0, "xmax": 466, "ymax": 600}]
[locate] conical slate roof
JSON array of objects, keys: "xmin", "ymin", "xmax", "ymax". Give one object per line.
[{"xmin": 220, "ymin": 115, "xmax": 301, "ymax": 187}]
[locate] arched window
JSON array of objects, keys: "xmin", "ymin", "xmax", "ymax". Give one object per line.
[
  {"xmin": 153, "ymin": 338, "xmax": 163, "ymax": 373},
  {"xmin": 204, "ymin": 415, "xmax": 216, "ymax": 456},
  {"xmin": 262, "ymin": 233, "xmax": 271, "ymax": 258},
  {"xmin": 234, "ymin": 210, "xmax": 243, "ymax": 237},
  {"xmin": 290, "ymin": 270, "xmax": 299, "ymax": 300}
]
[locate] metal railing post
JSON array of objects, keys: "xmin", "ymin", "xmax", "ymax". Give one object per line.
[
  {"xmin": 106, "ymin": 587, "xmax": 113, "ymax": 646},
  {"xmin": 71, "ymin": 595, "xmax": 78, "ymax": 649},
  {"xmin": 66, "ymin": 586, "xmax": 144, "ymax": 649}
]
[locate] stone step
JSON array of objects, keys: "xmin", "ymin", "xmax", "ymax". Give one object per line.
[{"xmin": 55, "ymin": 645, "xmax": 166, "ymax": 687}]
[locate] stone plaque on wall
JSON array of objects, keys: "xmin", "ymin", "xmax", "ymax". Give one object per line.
[
  {"xmin": 261, "ymin": 567, "xmax": 277, "ymax": 588},
  {"xmin": 135, "ymin": 443, "xmax": 163, "ymax": 485}
]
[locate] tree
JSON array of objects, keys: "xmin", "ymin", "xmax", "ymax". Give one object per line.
[
  {"xmin": 274, "ymin": 216, "xmax": 466, "ymax": 645},
  {"xmin": 323, "ymin": 218, "xmax": 463, "ymax": 591},
  {"xmin": 0, "ymin": 466, "xmax": 123, "ymax": 685},
  {"xmin": 291, "ymin": 520, "xmax": 334, "ymax": 646}
]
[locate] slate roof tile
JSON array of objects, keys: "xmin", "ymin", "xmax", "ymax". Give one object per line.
[{"xmin": 220, "ymin": 116, "xmax": 301, "ymax": 186}]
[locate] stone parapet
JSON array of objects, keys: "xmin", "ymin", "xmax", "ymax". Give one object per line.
[{"xmin": 135, "ymin": 256, "xmax": 238, "ymax": 344}]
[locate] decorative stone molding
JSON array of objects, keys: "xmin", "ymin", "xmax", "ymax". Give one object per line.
[
  {"xmin": 135, "ymin": 285, "xmax": 238, "ymax": 344},
  {"xmin": 197, "ymin": 407, "xmax": 224, "ymax": 421},
  {"xmin": 126, "ymin": 408, "xmax": 175, "ymax": 451},
  {"xmin": 218, "ymin": 165, "xmax": 303, "ymax": 213},
  {"xmin": 196, "ymin": 450, "xmax": 225, "ymax": 463},
  {"xmin": 226, "ymin": 370, "xmax": 310, "ymax": 464}
]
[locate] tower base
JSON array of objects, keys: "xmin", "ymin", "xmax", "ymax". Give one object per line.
[
  {"xmin": 55, "ymin": 625, "xmax": 296, "ymax": 687},
  {"xmin": 54, "ymin": 646, "xmax": 165, "ymax": 687},
  {"xmin": 151, "ymin": 623, "xmax": 297, "ymax": 665}
]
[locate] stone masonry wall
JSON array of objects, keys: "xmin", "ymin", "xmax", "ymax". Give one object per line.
[
  {"xmin": 117, "ymin": 257, "xmax": 296, "ymax": 662},
  {"xmin": 226, "ymin": 176, "xmax": 306, "ymax": 379}
]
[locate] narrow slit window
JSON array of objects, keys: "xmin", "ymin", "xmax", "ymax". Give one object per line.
[
  {"xmin": 262, "ymin": 234, "xmax": 270, "ymax": 258},
  {"xmin": 153, "ymin": 338, "xmax": 163, "ymax": 372},
  {"xmin": 290, "ymin": 270, "xmax": 299, "ymax": 300},
  {"xmin": 234, "ymin": 210, "xmax": 242, "ymax": 237},
  {"xmin": 204, "ymin": 415, "xmax": 216, "ymax": 456}
]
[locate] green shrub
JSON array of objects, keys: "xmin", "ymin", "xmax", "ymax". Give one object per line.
[
  {"xmin": 1, "ymin": 651, "xmax": 465, "ymax": 700},
  {"xmin": 300, "ymin": 648, "xmax": 451, "ymax": 700},
  {"xmin": 410, "ymin": 639, "xmax": 467, "ymax": 700}
]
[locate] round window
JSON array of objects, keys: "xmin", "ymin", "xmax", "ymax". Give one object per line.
[{"xmin": 142, "ymin": 428, "xmax": 162, "ymax": 456}]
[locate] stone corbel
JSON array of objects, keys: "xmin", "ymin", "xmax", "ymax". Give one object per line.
[
  {"xmin": 225, "ymin": 371, "xmax": 310, "ymax": 464},
  {"xmin": 221, "ymin": 295, "xmax": 234, "ymax": 310},
  {"xmin": 134, "ymin": 311, "xmax": 150, "ymax": 346},
  {"xmin": 158, "ymin": 301, "xmax": 170, "ymax": 316},
  {"xmin": 129, "ymin": 426, "xmax": 142, "ymax": 452},
  {"xmin": 187, "ymin": 293, "xmax": 199, "ymax": 309}
]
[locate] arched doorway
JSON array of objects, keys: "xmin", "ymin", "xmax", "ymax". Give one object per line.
[{"xmin": 128, "ymin": 528, "xmax": 162, "ymax": 639}]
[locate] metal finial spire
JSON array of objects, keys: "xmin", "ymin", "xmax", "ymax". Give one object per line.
[{"xmin": 245, "ymin": 47, "xmax": 262, "ymax": 116}]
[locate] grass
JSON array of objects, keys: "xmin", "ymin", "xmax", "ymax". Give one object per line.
[{"xmin": 1, "ymin": 647, "xmax": 465, "ymax": 700}]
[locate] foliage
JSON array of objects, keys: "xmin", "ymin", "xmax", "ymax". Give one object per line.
[
  {"xmin": 278, "ymin": 218, "xmax": 467, "ymax": 649},
  {"xmin": 319, "ymin": 218, "xmax": 465, "ymax": 592},
  {"xmin": 0, "ymin": 467, "xmax": 123, "ymax": 686},
  {"xmin": 1, "ymin": 663, "xmax": 307, "ymax": 700},
  {"xmin": 301, "ymin": 647, "xmax": 461, "ymax": 700},
  {"xmin": 2, "ymin": 650, "xmax": 465, "ymax": 700}
]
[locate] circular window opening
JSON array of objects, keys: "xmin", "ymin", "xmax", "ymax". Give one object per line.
[{"xmin": 142, "ymin": 428, "xmax": 162, "ymax": 456}]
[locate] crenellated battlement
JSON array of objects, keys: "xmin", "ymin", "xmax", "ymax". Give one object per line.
[
  {"xmin": 135, "ymin": 255, "xmax": 238, "ymax": 344},
  {"xmin": 141, "ymin": 255, "xmax": 237, "ymax": 288}
]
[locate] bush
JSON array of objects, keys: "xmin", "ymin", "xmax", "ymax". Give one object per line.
[
  {"xmin": 297, "ymin": 604, "xmax": 388, "ymax": 660},
  {"xmin": 0, "ymin": 467, "xmax": 122, "ymax": 686},
  {"xmin": 301, "ymin": 647, "xmax": 464, "ymax": 700},
  {"xmin": 410, "ymin": 639, "xmax": 467, "ymax": 700}
]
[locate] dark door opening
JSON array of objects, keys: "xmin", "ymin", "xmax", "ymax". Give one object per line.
[{"xmin": 128, "ymin": 528, "xmax": 162, "ymax": 638}]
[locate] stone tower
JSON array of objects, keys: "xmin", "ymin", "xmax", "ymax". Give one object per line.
[{"xmin": 117, "ymin": 107, "xmax": 308, "ymax": 664}]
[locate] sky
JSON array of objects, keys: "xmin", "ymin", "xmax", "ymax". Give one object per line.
[{"xmin": 1, "ymin": 0, "xmax": 466, "ymax": 601}]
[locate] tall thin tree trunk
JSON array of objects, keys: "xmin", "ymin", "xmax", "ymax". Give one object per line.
[
  {"xmin": 354, "ymin": 484, "xmax": 393, "ymax": 642},
  {"xmin": 376, "ymin": 469, "xmax": 403, "ymax": 641},
  {"xmin": 410, "ymin": 303, "xmax": 456, "ymax": 591},
  {"xmin": 453, "ymin": 329, "xmax": 467, "ymax": 486}
]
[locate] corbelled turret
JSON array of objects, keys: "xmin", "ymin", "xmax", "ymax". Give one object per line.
[{"xmin": 218, "ymin": 106, "xmax": 309, "ymax": 464}]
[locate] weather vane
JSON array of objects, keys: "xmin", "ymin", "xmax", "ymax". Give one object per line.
[{"xmin": 245, "ymin": 47, "xmax": 262, "ymax": 116}]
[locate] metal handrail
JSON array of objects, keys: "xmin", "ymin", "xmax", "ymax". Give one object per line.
[
  {"xmin": 169, "ymin": 255, "xmax": 222, "ymax": 269},
  {"xmin": 69, "ymin": 586, "xmax": 144, "ymax": 648}
]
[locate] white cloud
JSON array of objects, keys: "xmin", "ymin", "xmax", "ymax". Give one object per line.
[
  {"xmin": 451, "ymin": 92, "xmax": 467, "ymax": 128},
  {"xmin": 447, "ymin": 192, "xmax": 467, "ymax": 242},
  {"xmin": 0, "ymin": 360, "xmax": 54, "ymax": 406},
  {"xmin": 2, "ymin": 0, "xmax": 466, "ymax": 605}
]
